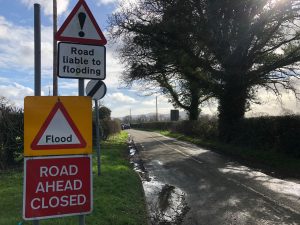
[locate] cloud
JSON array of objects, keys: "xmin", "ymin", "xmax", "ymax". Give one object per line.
[
  {"xmin": 0, "ymin": 16, "xmax": 53, "ymax": 74},
  {"xmin": 107, "ymin": 94, "xmax": 174, "ymax": 117},
  {"xmin": 0, "ymin": 82, "xmax": 34, "ymax": 108},
  {"xmin": 20, "ymin": 0, "xmax": 70, "ymax": 16},
  {"xmin": 59, "ymin": 80, "xmax": 78, "ymax": 90},
  {"xmin": 98, "ymin": 40, "xmax": 125, "ymax": 88},
  {"xmin": 0, "ymin": 17, "xmax": 126, "ymax": 94},
  {"xmin": 95, "ymin": 0, "xmax": 139, "ymax": 12},
  {"xmin": 247, "ymin": 89, "xmax": 300, "ymax": 117},
  {"xmin": 112, "ymin": 0, "xmax": 140, "ymax": 14},
  {"xmin": 0, "ymin": 77, "xmax": 9, "ymax": 82},
  {"xmin": 96, "ymin": 0, "xmax": 118, "ymax": 5},
  {"xmin": 107, "ymin": 92, "xmax": 137, "ymax": 104}
]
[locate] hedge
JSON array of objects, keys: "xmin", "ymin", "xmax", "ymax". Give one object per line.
[
  {"xmin": 0, "ymin": 106, "xmax": 23, "ymax": 169},
  {"xmin": 93, "ymin": 119, "xmax": 121, "ymax": 143},
  {"xmin": 131, "ymin": 115, "xmax": 300, "ymax": 158}
]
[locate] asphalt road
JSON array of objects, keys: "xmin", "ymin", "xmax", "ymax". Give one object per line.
[{"xmin": 127, "ymin": 129, "xmax": 300, "ymax": 225}]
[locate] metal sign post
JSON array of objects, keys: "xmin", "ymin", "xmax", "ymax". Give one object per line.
[
  {"xmin": 86, "ymin": 80, "xmax": 107, "ymax": 176},
  {"xmin": 78, "ymin": 80, "xmax": 85, "ymax": 225},
  {"xmin": 33, "ymin": 4, "xmax": 41, "ymax": 225},
  {"xmin": 94, "ymin": 99, "xmax": 101, "ymax": 176},
  {"xmin": 53, "ymin": 1, "xmax": 108, "ymax": 224}
]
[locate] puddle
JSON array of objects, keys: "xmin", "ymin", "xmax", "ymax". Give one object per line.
[
  {"xmin": 144, "ymin": 182, "xmax": 190, "ymax": 225},
  {"xmin": 128, "ymin": 136, "xmax": 190, "ymax": 225},
  {"xmin": 128, "ymin": 137, "xmax": 150, "ymax": 181}
]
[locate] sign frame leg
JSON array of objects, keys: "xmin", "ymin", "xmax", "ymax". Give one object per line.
[
  {"xmin": 79, "ymin": 215, "xmax": 85, "ymax": 225},
  {"xmin": 95, "ymin": 99, "xmax": 101, "ymax": 176},
  {"xmin": 78, "ymin": 79, "xmax": 85, "ymax": 225}
]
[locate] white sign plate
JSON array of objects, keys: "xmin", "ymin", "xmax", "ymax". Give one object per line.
[
  {"xmin": 86, "ymin": 80, "xmax": 107, "ymax": 100},
  {"xmin": 58, "ymin": 42, "xmax": 106, "ymax": 79}
]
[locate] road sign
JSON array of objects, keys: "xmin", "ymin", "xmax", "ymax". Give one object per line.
[
  {"xmin": 23, "ymin": 155, "xmax": 92, "ymax": 220},
  {"xmin": 86, "ymin": 80, "xmax": 107, "ymax": 100},
  {"xmin": 55, "ymin": 0, "xmax": 107, "ymax": 45},
  {"xmin": 31, "ymin": 101, "xmax": 86, "ymax": 150},
  {"xmin": 24, "ymin": 96, "xmax": 92, "ymax": 156},
  {"xmin": 58, "ymin": 42, "xmax": 106, "ymax": 79}
]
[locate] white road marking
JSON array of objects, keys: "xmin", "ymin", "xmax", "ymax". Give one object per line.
[
  {"xmin": 145, "ymin": 132, "xmax": 300, "ymax": 215},
  {"xmin": 150, "ymin": 136, "xmax": 203, "ymax": 164}
]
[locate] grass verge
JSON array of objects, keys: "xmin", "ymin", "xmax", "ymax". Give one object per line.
[
  {"xmin": 0, "ymin": 131, "xmax": 148, "ymax": 225},
  {"xmin": 159, "ymin": 130, "xmax": 300, "ymax": 179}
]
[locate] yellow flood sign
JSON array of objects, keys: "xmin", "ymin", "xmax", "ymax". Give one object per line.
[{"xmin": 24, "ymin": 96, "xmax": 92, "ymax": 156}]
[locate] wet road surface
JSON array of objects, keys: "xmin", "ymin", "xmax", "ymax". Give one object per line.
[{"xmin": 127, "ymin": 129, "xmax": 300, "ymax": 225}]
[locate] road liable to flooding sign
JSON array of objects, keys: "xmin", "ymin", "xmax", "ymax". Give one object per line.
[
  {"xmin": 58, "ymin": 42, "xmax": 106, "ymax": 79},
  {"xmin": 23, "ymin": 155, "xmax": 92, "ymax": 220}
]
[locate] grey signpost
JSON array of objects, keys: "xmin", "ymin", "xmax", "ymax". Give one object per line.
[
  {"xmin": 33, "ymin": 4, "xmax": 41, "ymax": 225},
  {"xmin": 86, "ymin": 80, "xmax": 107, "ymax": 176},
  {"xmin": 54, "ymin": 0, "xmax": 107, "ymax": 224}
]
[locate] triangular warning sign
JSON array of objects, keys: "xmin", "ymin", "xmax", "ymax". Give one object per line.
[
  {"xmin": 55, "ymin": 0, "xmax": 107, "ymax": 45},
  {"xmin": 31, "ymin": 101, "xmax": 86, "ymax": 150}
]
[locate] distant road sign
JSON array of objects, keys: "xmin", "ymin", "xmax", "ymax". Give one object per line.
[
  {"xmin": 24, "ymin": 96, "xmax": 92, "ymax": 156},
  {"xmin": 58, "ymin": 42, "xmax": 106, "ymax": 80},
  {"xmin": 55, "ymin": 0, "xmax": 107, "ymax": 45},
  {"xmin": 86, "ymin": 80, "xmax": 107, "ymax": 100},
  {"xmin": 23, "ymin": 155, "xmax": 92, "ymax": 220}
]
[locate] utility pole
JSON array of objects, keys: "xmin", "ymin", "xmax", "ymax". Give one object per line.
[
  {"xmin": 156, "ymin": 96, "xmax": 158, "ymax": 121},
  {"xmin": 53, "ymin": 0, "xmax": 58, "ymax": 96},
  {"xmin": 130, "ymin": 108, "xmax": 132, "ymax": 123}
]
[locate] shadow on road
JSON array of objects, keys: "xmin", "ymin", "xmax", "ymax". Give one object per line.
[{"xmin": 128, "ymin": 131, "xmax": 300, "ymax": 225}]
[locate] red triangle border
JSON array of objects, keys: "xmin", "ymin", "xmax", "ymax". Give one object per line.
[
  {"xmin": 55, "ymin": 0, "xmax": 107, "ymax": 45},
  {"xmin": 31, "ymin": 101, "xmax": 87, "ymax": 150}
]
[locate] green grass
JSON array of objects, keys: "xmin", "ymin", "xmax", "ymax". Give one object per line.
[
  {"xmin": 159, "ymin": 130, "xmax": 300, "ymax": 178},
  {"xmin": 0, "ymin": 131, "xmax": 148, "ymax": 225}
]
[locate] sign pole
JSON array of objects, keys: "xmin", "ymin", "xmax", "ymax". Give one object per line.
[
  {"xmin": 53, "ymin": 0, "xmax": 58, "ymax": 96},
  {"xmin": 95, "ymin": 99, "xmax": 101, "ymax": 176},
  {"xmin": 79, "ymin": 215, "xmax": 85, "ymax": 225},
  {"xmin": 33, "ymin": 4, "xmax": 41, "ymax": 225},
  {"xmin": 79, "ymin": 79, "xmax": 85, "ymax": 96},
  {"xmin": 79, "ymin": 79, "xmax": 85, "ymax": 225},
  {"xmin": 34, "ymin": 3, "xmax": 41, "ymax": 97}
]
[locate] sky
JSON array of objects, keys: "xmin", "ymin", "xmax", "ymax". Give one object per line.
[{"xmin": 0, "ymin": 0, "xmax": 299, "ymax": 118}]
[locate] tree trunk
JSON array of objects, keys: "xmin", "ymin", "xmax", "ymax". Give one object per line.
[
  {"xmin": 218, "ymin": 82, "xmax": 248, "ymax": 142},
  {"xmin": 187, "ymin": 88, "xmax": 200, "ymax": 121},
  {"xmin": 188, "ymin": 106, "xmax": 199, "ymax": 121}
]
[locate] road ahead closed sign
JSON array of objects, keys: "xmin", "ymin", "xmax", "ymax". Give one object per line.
[
  {"xmin": 24, "ymin": 96, "xmax": 92, "ymax": 156},
  {"xmin": 23, "ymin": 155, "xmax": 92, "ymax": 220}
]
